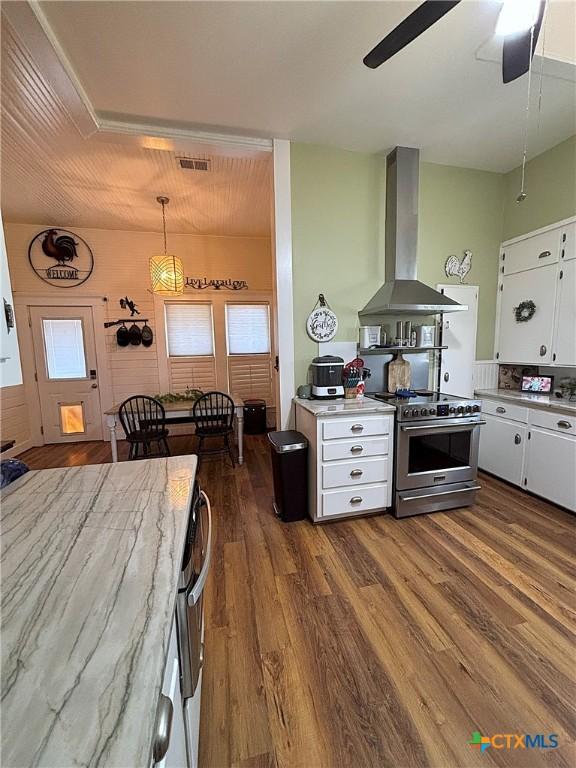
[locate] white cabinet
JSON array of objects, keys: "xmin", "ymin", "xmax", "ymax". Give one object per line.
[
  {"xmin": 496, "ymin": 218, "xmax": 575, "ymax": 366},
  {"xmin": 525, "ymin": 428, "xmax": 576, "ymax": 511},
  {"xmin": 502, "ymin": 228, "xmax": 561, "ymax": 275},
  {"xmin": 295, "ymin": 402, "xmax": 393, "ymax": 522},
  {"xmin": 153, "ymin": 616, "xmax": 188, "ymax": 768},
  {"xmin": 553, "ymin": 258, "xmax": 576, "ymax": 366},
  {"xmin": 0, "ymin": 212, "xmax": 22, "ymax": 386},
  {"xmin": 479, "ymin": 414, "xmax": 526, "ymax": 485},
  {"xmin": 478, "ymin": 396, "xmax": 575, "ymax": 512},
  {"xmin": 497, "ymin": 264, "xmax": 557, "ymax": 364}
]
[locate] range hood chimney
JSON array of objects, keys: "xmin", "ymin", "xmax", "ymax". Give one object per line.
[{"xmin": 359, "ymin": 146, "xmax": 465, "ymax": 317}]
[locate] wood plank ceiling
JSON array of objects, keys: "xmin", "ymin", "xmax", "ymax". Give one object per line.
[{"xmin": 0, "ymin": 16, "xmax": 272, "ymax": 237}]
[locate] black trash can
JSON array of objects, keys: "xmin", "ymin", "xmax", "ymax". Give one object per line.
[
  {"xmin": 243, "ymin": 399, "xmax": 267, "ymax": 434},
  {"xmin": 268, "ymin": 430, "xmax": 308, "ymax": 522}
]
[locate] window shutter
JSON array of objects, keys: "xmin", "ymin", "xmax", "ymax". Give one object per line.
[
  {"xmin": 165, "ymin": 304, "xmax": 214, "ymax": 357},
  {"xmin": 226, "ymin": 304, "xmax": 270, "ymax": 355}
]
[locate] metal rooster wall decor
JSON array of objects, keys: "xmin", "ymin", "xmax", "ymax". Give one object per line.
[
  {"xmin": 28, "ymin": 228, "xmax": 94, "ymax": 288},
  {"xmin": 445, "ymin": 249, "xmax": 472, "ymax": 283}
]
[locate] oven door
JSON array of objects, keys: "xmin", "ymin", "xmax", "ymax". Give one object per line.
[{"xmin": 396, "ymin": 418, "xmax": 484, "ymax": 491}]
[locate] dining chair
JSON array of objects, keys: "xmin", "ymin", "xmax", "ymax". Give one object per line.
[
  {"xmin": 192, "ymin": 391, "xmax": 235, "ymax": 467},
  {"xmin": 118, "ymin": 396, "xmax": 170, "ymax": 460}
]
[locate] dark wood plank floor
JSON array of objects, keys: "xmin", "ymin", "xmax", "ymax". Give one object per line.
[{"xmin": 16, "ymin": 436, "xmax": 576, "ymax": 768}]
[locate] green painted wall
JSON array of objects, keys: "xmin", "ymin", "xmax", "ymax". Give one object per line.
[
  {"xmin": 291, "ymin": 144, "xmax": 381, "ymax": 387},
  {"xmin": 417, "ymin": 163, "xmax": 505, "ymax": 361},
  {"xmin": 502, "ymin": 135, "xmax": 576, "ymax": 240},
  {"xmin": 291, "ymin": 144, "xmax": 505, "ymax": 384}
]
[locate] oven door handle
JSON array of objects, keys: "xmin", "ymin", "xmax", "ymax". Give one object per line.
[
  {"xmin": 400, "ymin": 419, "xmax": 486, "ymax": 432},
  {"xmin": 187, "ymin": 490, "xmax": 212, "ymax": 607}
]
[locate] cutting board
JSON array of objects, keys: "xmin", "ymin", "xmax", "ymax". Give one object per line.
[{"xmin": 388, "ymin": 353, "xmax": 411, "ymax": 393}]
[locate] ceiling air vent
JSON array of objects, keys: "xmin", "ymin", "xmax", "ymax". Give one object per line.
[{"xmin": 177, "ymin": 157, "xmax": 211, "ymax": 171}]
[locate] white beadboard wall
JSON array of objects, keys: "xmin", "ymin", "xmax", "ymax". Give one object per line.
[
  {"xmin": 3, "ymin": 222, "xmax": 273, "ymax": 450},
  {"xmin": 473, "ymin": 360, "xmax": 499, "ymax": 390}
]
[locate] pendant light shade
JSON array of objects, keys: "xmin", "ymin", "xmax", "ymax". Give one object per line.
[{"xmin": 149, "ymin": 196, "xmax": 184, "ymax": 296}]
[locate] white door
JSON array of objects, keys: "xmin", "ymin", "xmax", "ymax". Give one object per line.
[
  {"xmin": 29, "ymin": 306, "xmax": 103, "ymax": 443},
  {"xmin": 525, "ymin": 428, "xmax": 576, "ymax": 511},
  {"xmin": 553, "ymin": 258, "xmax": 576, "ymax": 366},
  {"xmin": 437, "ymin": 285, "xmax": 478, "ymax": 398},
  {"xmin": 157, "ymin": 617, "xmax": 188, "ymax": 768},
  {"xmin": 497, "ymin": 265, "xmax": 557, "ymax": 364},
  {"xmin": 478, "ymin": 415, "xmax": 526, "ymax": 485}
]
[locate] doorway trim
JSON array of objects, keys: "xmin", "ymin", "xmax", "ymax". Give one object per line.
[{"xmin": 12, "ymin": 294, "xmax": 112, "ymax": 446}]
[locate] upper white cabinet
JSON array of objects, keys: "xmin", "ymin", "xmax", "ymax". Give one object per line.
[
  {"xmin": 502, "ymin": 228, "xmax": 561, "ymax": 275},
  {"xmin": 497, "ymin": 264, "xmax": 557, "ymax": 364},
  {"xmin": 0, "ymin": 212, "xmax": 23, "ymax": 386},
  {"xmin": 496, "ymin": 218, "xmax": 576, "ymax": 366}
]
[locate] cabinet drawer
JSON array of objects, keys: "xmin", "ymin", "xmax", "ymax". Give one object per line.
[
  {"xmin": 529, "ymin": 409, "xmax": 576, "ymax": 434},
  {"xmin": 321, "ymin": 483, "xmax": 389, "ymax": 518},
  {"xmin": 322, "ymin": 456, "xmax": 389, "ymax": 489},
  {"xmin": 503, "ymin": 229, "xmax": 561, "ymax": 275},
  {"xmin": 322, "ymin": 436, "xmax": 389, "ymax": 461},
  {"xmin": 561, "ymin": 222, "xmax": 575, "ymax": 262},
  {"xmin": 481, "ymin": 399, "xmax": 528, "ymax": 423},
  {"xmin": 321, "ymin": 415, "xmax": 391, "ymax": 440}
]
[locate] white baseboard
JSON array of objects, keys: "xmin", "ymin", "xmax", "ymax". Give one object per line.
[{"xmin": 3, "ymin": 438, "xmax": 34, "ymax": 459}]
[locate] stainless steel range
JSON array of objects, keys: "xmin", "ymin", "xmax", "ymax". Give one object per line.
[{"xmin": 370, "ymin": 391, "xmax": 484, "ymax": 518}]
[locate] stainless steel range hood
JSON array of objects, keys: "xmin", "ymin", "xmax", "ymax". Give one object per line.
[{"xmin": 359, "ymin": 146, "xmax": 465, "ymax": 317}]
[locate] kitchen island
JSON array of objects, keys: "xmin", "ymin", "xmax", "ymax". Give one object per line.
[
  {"xmin": 1, "ymin": 456, "xmax": 196, "ymax": 767},
  {"xmin": 294, "ymin": 397, "xmax": 395, "ymax": 522}
]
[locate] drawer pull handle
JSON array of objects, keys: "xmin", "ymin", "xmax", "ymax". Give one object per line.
[
  {"xmin": 350, "ymin": 469, "xmax": 363, "ymax": 478},
  {"xmin": 557, "ymin": 420, "xmax": 572, "ymax": 429},
  {"xmin": 538, "ymin": 250, "xmax": 551, "ymax": 259},
  {"xmin": 351, "ymin": 424, "xmax": 364, "ymax": 432},
  {"xmin": 350, "ymin": 496, "xmax": 363, "ymax": 504},
  {"xmin": 540, "ymin": 345, "xmax": 547, "ymax": 357},
  {"xmin": 350, "ymin": 445, "xmax": 363, "ymax": 453},
  {"xmin": 514, "ymin": 433, "xmax": 521, "ymax": 444},
  {"xmin": 496, "ymin": 406, "xmax": 506, "ymax": 414}
]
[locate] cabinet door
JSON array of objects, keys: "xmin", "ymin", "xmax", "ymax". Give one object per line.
[
  {"xmin": 478, "ymin": 414, "xmax": 526, "ymax": 485},
  {"xmin": 502, "ymin": 229, "xmax": 561, "ymax": 275},
  {"xmin": 525, "ymin": 428, "xmax": 576, "ymax": 511},
  {"xmin": 553, "ymin": 259, "xmax": 576, "ymax": 366},
  {"xmin": 155, "ymin": 617, "xmax": 188, "ymax": 768},
  {"xmin": 497, "ymin": 264, "xmax": 557, "ymax": 363},
  {"xmin": 561, "ymin": 222, "xmax": 575, "ymax": 262}
]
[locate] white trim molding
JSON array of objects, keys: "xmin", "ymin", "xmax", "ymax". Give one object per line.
[{"xmin": 272, "ymin": 139, "xmax": 295, "ymax": 430}]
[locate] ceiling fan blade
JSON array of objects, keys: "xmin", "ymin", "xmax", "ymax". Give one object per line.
[
  {"xmin": 363, "ymin": 0, "xmax": 462, "ymax": 69},
  {"xmin": 502, "ymin": 0, "xmax": 546, "ymax": 83}
]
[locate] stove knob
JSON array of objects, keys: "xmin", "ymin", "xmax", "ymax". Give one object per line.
[
  {"xmin": 457, "ymin": 406, "xmax": 464, "ymax": 414},
  {"xmin": 472, "ymin": 404, "xmax": 480, "ymax": 413},
  {"xmin": 403, "ymin": 409, "xmax": 411, "ymax": 417},
  {"xmin": 429, "ymin": 408, "xmax": 436, "ymax": 415},
  {"xmin": 412, "ymin": 409, "xmax": 419, "ymax": 417},
  {"xmin": 420, "ymin": 408, "xmax": 428, "ymax": 416},
  {"xmin": 465, "ymin": 405, "xmax": 472, "ymax": 413},
  {"xmin": 449, "ymin": 406, "xmax": 456, "ymax": 414}
]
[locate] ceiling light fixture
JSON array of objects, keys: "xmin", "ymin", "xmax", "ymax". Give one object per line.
[
  {"xmin": 495, "ymin": 0, "xmax": 541, "ymax": 37},
  {"xmin": 149, "ymin": 196, "xmax": 184, "ymax": 296}
]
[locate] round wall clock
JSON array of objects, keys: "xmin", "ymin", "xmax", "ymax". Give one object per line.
[{"xmin": 306, "ymin": 294, "xmax": 338, "ymax": 342}]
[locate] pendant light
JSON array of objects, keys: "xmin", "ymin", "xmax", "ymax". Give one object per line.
[{"xmin": 149, "ymin": 196, "xmax": 184, "ymax": 295}]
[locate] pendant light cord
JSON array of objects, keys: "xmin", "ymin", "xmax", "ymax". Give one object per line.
[
  {"xmin": 517, "ymin": 23, "xmax": 535, "ymax": 202},
  {"xmin": 161, "ymin": 199, "xmax": 167, "ymax": 255}
]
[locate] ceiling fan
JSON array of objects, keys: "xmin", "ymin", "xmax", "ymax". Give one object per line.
[{"xmin": 363, "ymin": 0, "xmax": 546, "ymax": 83}]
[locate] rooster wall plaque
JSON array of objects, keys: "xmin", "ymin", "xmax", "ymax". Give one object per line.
[
  {"xmin": 28, "ymin": 229, "xmax": 94, "ymax": 287},
  {"xmin": 445, "ymin": 249, "xmax": 472, "ymax": 283}
]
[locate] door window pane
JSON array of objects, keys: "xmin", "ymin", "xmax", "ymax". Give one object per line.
[
  {"xmin": 43, "ymin": 319, "xmax": 87, "ymax": 379},
  {"xmin": 59, "ymin": 403, "xmax": 85, "ymax": 434},
  {"xmin": 226, "ymin": 304, "xmax": 270, "ymax": 354},
  {"xmin": 165, "ymin": 304, "xmax": 214, "ymax": 356}
]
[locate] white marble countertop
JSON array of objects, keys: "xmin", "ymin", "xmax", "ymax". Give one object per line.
[
  {"xmin": 294, "ymin": 396, "xmax": 396, "ymax": 416},
  {"xmin": 475, "ymin": 388, "xmax": 576, "ymax": 416},
  {"xmin": 1, "ymin": 456, "xmax": 197, "ymax": 768}
]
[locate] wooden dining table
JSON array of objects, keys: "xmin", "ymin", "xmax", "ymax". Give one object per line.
[{"xmin": 104, "ymin": 395, "xmax": 245, "ymax": 464}]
